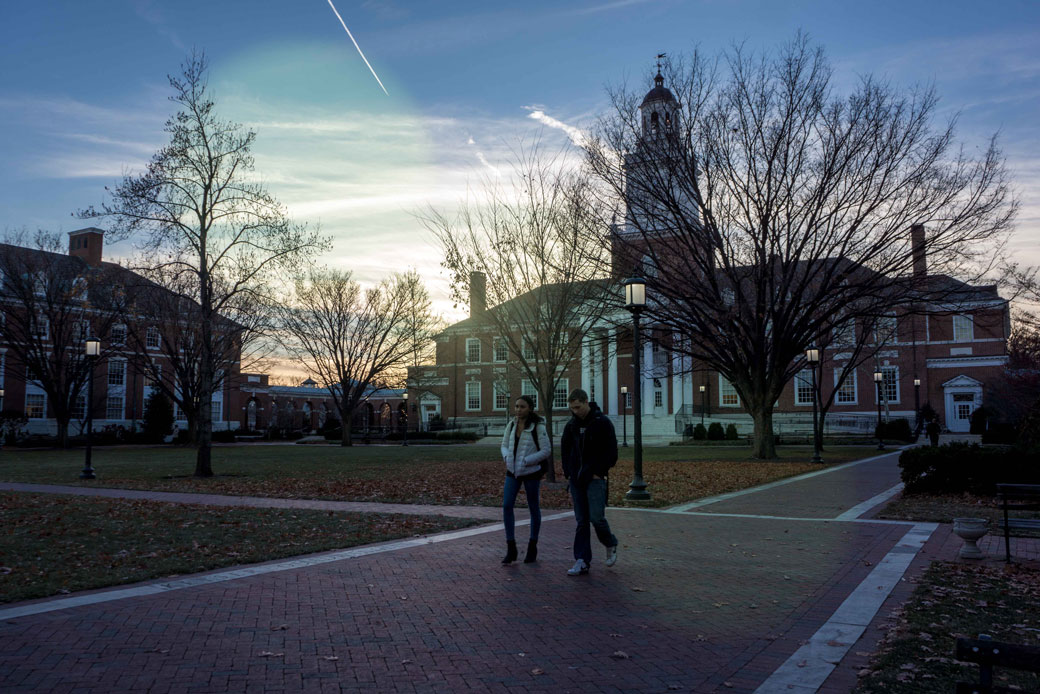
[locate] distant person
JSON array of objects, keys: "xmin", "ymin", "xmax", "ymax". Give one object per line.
[
  {"xmin": 499, "ymin": 395, "xmax": 549, "ymax": 564},
  {"xmin": 926, "ymin": 417, "xmax": 941, "ymax": 447},
  {"xmin": 560, "ymin": 389, "xmax": 619, "ymax": 576}
]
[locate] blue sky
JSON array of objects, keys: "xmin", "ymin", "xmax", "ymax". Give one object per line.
[{"xmin": 2, "ymin": 0, "xmax": 1038, "ymax": 323}]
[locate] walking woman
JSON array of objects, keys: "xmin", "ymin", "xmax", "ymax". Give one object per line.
[{"xmin": 500, "ymin": 394, "xmax": 550, "ymax": 564}]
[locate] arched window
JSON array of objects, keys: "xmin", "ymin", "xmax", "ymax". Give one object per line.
[
  {"xmin": 650, "ymin": 111, "xmax": 659, "ymax": 130},
  {"xmin": 247, "ymin": 400, "xmax": 257, "ymax": 429}
]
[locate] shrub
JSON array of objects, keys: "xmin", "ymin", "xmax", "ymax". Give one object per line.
[
  {"xmin": 323, "ymin": 427, "xmax": 343, "ymax": 441},
  {"xmin": 876, "ymin": 418, "xmax": 914, "ymax": 442},
  {"xmin": 707, "ymin": 422, "xmax": 725, "ymax": 440},
  {"xmin": 434, "ymin": 431, "xmax": 479, "ymax": 442},
  {"xmin": 982, "ymin": 421, "xmax": 1018, "ymax": 444},
  {"xmin": 142, "ymin": 392, "xmax": 174, "ymax": 443},
  {"xmin": 899, "ymin": 442, "xmax": 1040, "ymax": 495},
  {"xmin": 969, "ymin": 407, "xmax": 991, "ymax": 435},
  {"xmin": 0, "ymin": 409, "xmax": 29, "ymax": 446},
  {"xmin": 211, "ymin": 429, "xmax": 237, "ymax": 443},
  {"xmin": 724, "ymin": 423, "xmax": 739, "ymax": 440},
  {"xmin": 692, "ymin": 423, "xmax": 707, "ymax": 441}
]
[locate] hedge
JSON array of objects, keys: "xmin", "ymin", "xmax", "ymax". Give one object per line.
[{"xmin": 898, "ymin": 442, "xmax": 1040, "ymax": 495}]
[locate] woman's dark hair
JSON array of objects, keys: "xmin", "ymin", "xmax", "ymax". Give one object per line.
[{"xmin": 515, "ymin": 394, "xmax": 543, "ymax": 423}]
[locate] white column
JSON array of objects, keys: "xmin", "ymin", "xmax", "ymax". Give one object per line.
[
  {"xmin": 672, "ymin": 332, "xmax": 684, "ymax": 415},
  {"xmin": 607, "ymin": 328, "xmax": 619, "ymax": 416},
  {"xmin": 581, "ymin": 340, "xmax": 591, "ymax": 394}
]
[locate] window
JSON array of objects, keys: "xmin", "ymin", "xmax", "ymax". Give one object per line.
[
  {"xmin": 493, "ymin": 338, "xmax": 508, "ymax": 363},
  {"xmin": 588, "ymin": 379, "xmax": 596, "ymax": 404},
  {"xmin": 108, "ymin": 360, "xmax": 126, "ymax": 387},
  {"xmin": 110, "ymin": 324, "xmax": 126, "ymax": 346},
  {"xmin": 522, "ymin": 338, "xmax": 535, "ymax": 361},
  {"xmin": 31, "ymin": 314, "xmax": 49, "ymax": 340},
  {"xmin": 73, "ymin": 319, "xmax": 90, "ymax": 342},
  {"xmin": 466, "ymin": 338, "xmax": 481, "ymax": 363},
  {"xmin": 835, "ymin": 369, "xmax": 857, "ymax": 404},
  {"xmin": 794, "ymin": 369, "xmax": 814, "ymax": 406},
  {"xmin": 654, "ymin": 389, "xmax": 664, "ymax": 408},
  {"xmin": 211, "ymin": 400, "xmax": 222, "ymax": 423},
  {"xmin": 25, "ymin": 393, "xmax": 46, "ymax": 419},
  {"xmin": 874, "ymin": 315, "xmax": 898, "ymax": 344},
  {"xmin": 465, "ymin": 381, "xmax": 481, "ymax": 411},
  {"xmin": 146, "ymin": 326, "xmax": 161, "ymax": 350},
  {"xmin": 144, "ymin": 365, "xmax": 161, "ymax": 389},
  {"xmin": 493, "ymin": 382, "xmax": 509, "ymax": 410},
  {"xmin": 174, "ymin": 403, "xmax": 187, "ymax": 422},
  {"xmin": 72, "ymin": 393, "xmax": 86, "ymax": 420},
  {"xmin": 623, "ymin": 391, "xmax": 632, "ymax": 409},
  {"xmin": 719, "ymin": 375, "xmax": 739, "ymax": 407},
  {"xmin": 521, "ymin": 380, "xmax": 538, "ymax": 409},
  {"xmin": 26, "ymin": 364, "xmax": 40, "ymax": 383},
  {"xmin": 953, "ymin": 315, "xmax": 974, "ymax": 342},
  {"xmin": 553, "ymin": 379, "xmax": 569, "ymax": 410},
  {"xmin": 833, "ymin": 318, "xmax": 855, "ymax": 346},
  {"xmin": 881, "ymin": 366, "xmax": 900, "ymax": 404},
  {"xmin": 106, "ymin": 395, "xmax": 124, "ymax": 420}
]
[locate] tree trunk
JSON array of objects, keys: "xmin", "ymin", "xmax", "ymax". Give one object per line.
[
  {"xmin": 195, "ymin": 392, "xmax": 214, "ymax": 477},
  {"xmin": 340, "ymin": 412, "xmax": 353, "ymax": 447},
  {"xmin": 55, "ymin": 414, "xmax": 70, "ymax": 449},
  {"xmin": 750, "ymin": 407, "xmax": 777, "ymax": 459},
  {"xmin": 542, "ymin": 410, "xmax": 557, "ymax": 483}
]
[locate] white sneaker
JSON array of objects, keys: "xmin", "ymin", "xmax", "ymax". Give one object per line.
[
  {"xmin": 566, "ymin": 559, "xmax": 589, "ymax": 576},
  {"xmin": 605, "ymin": 544, "xmax": 618, "ymax": 567}
]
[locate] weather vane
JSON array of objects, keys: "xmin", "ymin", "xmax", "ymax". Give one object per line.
[{"xmin": 656, "ymin": 53, "xmax": 667, "ymax": 72}]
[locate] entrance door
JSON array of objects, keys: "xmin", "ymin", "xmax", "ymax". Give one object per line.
[{"xmin": 945, "ymin": 391, "xmax": 977, "ymax": 433}]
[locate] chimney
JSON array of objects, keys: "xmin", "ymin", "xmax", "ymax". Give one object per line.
[
  {"xmin": 69, "ymin": 227, "xmax": 104, "ymax": 267},
  {"xmin": 910, "ymin": 224, "xmax": 926, "ymax": 278},
  {"xmin": 469, "ymin": 271, "xmax": 487, "ymax": 317}
]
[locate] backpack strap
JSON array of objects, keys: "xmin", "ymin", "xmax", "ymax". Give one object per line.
[{"xmin": 532, "ymin": 422, "xmax": 540, "ymax": 451}]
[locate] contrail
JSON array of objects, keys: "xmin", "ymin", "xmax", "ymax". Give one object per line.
[{"xmin": 325, "ymin": 0, "xmax": 389, "ymax": 96}]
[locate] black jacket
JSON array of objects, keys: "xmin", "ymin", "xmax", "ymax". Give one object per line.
[{"xmin": 561, "ymin": 403, "xmax": 618, "ymax": 486}]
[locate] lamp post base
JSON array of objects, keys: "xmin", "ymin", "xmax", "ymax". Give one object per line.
[
  {"xmin": 625, "ymin": 477, "xmax": 651, "ymax": 501},
  {"xmin": 811, "ymin": 453, "xmax": 823, "ymax": 464},
  {"xmin": 80, "ymin": 469, "xmax": 96, "ymax": 480}
]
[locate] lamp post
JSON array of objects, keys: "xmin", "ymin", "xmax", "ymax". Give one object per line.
[
  {"xmin": 0, "ymin": 387, "xmax": 4, "ymax": 453},
  {"xmin": 699, "ymin": 384, "xmax": 706, "ymax": 427},
  {"xmin": 873, "ymin": 370, "xmax": 885, "ymax": 451},
  {"xmin": 620, "ymin": 385, "xmax": 628, "ymax": 447},
  {"xmin": 913, "ymin": 377, "xmax": 922, "ymax": 436},
  {"xmin": 81, "ymin": 337, "xmax": 101, "ymax": 479},
  {"xmin": 401, "ymin": 391, "xmax": 409, "ymax": 446},
  {"xmin": 806, "ymin": 348, "xmax": 823, "ymax": 464},
  {"xmin": 623, "ymin": 275, "xmax": 650, "ymax": 500}
]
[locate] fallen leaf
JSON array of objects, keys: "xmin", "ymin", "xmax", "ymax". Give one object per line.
[
  {"xmin": 322, "ymin": 656, "xmax": 339, "ymax": 661},
  {"xmin": 271, "ymin": 624, "xmax": 289, "ymax": 631},
  {"xmin": 530, "ymin": 668, "xmax": 544, "ymax": 675},
  {"xmin": 612, "ymin": 650, "xmax": 629, "ymax": 659},
  {"xmin": 631, "ymin": 587, "xmax": 646, "ymax": 592}
]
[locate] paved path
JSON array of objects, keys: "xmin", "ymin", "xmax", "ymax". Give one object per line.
[{"xmin": 0, "ymin": 448, "xmax": 1010, "ymax": 693}]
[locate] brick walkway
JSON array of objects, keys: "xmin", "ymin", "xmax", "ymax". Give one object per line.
[{"xmin": 1, "ymin": 450, "xmax": 1033, "ymax": 693}]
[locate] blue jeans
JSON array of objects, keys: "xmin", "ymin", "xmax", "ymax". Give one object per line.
[
  {"xmin": 570, "ymin": 478, "xmax": 617, "ymax": 565},
  {"xmin": 503, "ymin": 475, "xmax": 541, "ymax": 542}
]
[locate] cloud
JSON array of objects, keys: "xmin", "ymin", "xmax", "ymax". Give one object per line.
[{"xmin": 567, "ymin": 0, "xmax": 658, "ymax": 16}]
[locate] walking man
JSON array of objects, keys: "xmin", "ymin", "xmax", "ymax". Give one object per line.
[{"xmin": 561, "ymin": 389, "xmax": 619, "ymax": 576}]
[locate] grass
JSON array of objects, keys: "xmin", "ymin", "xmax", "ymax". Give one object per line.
[
  {"xmin": 853, "ymin": 561, "xmax": 1040, "ymax": 693},
  {"xmin": 0, "ymin": 492, "xmax": 481, "ymax": 604},
  {"xmin": 0, "ymin": 443, "xmax": 875, "ymax": 508},
  {"xmin": 879, "ymin": 493, "xmax": 1040, "ymax": 535}
]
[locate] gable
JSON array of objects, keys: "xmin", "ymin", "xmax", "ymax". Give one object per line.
[{"xmin": 941, "ymin": 375, "xmax": 983, "ymax": 388}]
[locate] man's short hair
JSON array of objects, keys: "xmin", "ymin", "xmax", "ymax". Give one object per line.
[{"xmin": 568, "ymin": 388, "xmax": 589, "ymax": 404}]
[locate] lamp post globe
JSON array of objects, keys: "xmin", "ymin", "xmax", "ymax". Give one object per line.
[
  {"xmin": 873, "ymin": 370, "xmax": 885, "ymax": 451},
  {"xmin": 623, "ymin": 275, "xmax": 650, "ymax": 500},
  {"xmin": 81, "ymin": 337, "xmax": 101, "ymax": 479}
]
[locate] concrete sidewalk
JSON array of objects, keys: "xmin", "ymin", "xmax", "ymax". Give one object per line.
[{"xmin": 0, "ymin": 449, "xmax": 1005, "ymax": 693}]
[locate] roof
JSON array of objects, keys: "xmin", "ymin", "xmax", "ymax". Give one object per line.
[{"xmin": 640, "ymin": 72, "xmax": 677, "ymax": 108}]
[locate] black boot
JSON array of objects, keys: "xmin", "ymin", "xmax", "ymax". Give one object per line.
[
  {"xmin": 523, "ymin": 540, "xmax": 538, "ymax": 563},
  {"xmin": 502, "ymin": 540, "xmax": 518, "ymax": 564}
]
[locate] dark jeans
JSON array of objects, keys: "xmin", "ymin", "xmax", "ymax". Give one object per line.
[
  {"xmin": 503, "ymin": 475, "xmax": 541, "ymax": 542},
  {"xmin": 569, "ymin": 478, "xmax": 617, "ymax": 565}
]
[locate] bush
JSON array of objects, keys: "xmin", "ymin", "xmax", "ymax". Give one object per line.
[
  {"xmin": 876, "ymin": 418, "xmax": 914, "ymax": 442},
  {"xmin": 707, "ymin": 422, "xmax": 725, "ymax": 440},
  {"xmin": 692, "ymin": 423, "xmax": 707, "ymax": 440},
  {"xmin": 899, "ymin": 442, "xmax": 1040, "ymax": 495},
  {"xmin": 434, "ymin": 431, "xmax": 480, "ymax": 442},
  {"xmin": 969, "ymin": 407, "xmax": 992, "ymax": 435},
  {"xmin": 982, "ymin": 421, "xmax": 1018, "ymax": 444},
  {"xmin": 142, "ymin": 392, "xmax": 174, "ymax": 444},
  {"xmin": 0, "ymin": 409, "xmax": 29, "ymax": 446},
  {"xmin": 323, "ymin": 427, "xmax": 343, "ymax": 441},
  {"xmin": 211, "ymin": 429, "xmax": 237, "ymax": 443},
  {"xmin": 725, "ymin": 423, "xmax": 739, "ymax": 440}
]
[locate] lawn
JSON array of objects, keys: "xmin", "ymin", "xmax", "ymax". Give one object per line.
[
  {"xmin": 853, "ymin": 561, "xmax": 1040, "ymax": 693},
  {"xmin": 879, "ymin": 493, "xmax": 1040, "ymax": 534},
  {"xmin": 0, "ymin": 443, "xmax": 875, "ymax": 508},
  {"xmin": 0, "ymin": 492, "xmax": 481, "ymax": 603}
]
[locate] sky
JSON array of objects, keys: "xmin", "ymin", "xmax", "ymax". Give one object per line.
[{"xmin": 2, "ymin": 0, "xmax": 1039, "ymax": 332}]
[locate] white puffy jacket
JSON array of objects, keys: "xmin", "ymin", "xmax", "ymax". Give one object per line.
[{"xmin": 500, "ymin": 419, "xmax": 551, "ymax": 477}]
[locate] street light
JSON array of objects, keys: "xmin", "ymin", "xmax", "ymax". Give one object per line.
[
  {"xmin": 805, "ymin": 348, "xmax": 823, "ymax": 464},
  {"xmin": 620, "ymin": 385, "xmax": 628, "ymax": 447},
  {"xmin": 913, "ymin": 377, "xmax": 922, "ymax": 437},
  {"xmin": 873, "ymin": 370, "xmax": 885, "ymax": 451},
  {"xmin": 401, "ymin": 392, "xmax": 409, "ymax": 446},
  {"xmin": 699, "ymin": 384, "xmax": 706, "ymax": 427},
  {"xmin": 81, "ymin": 337, "xmax": 101, "ymax": 479},
  {"xmin": 623, "ymin": 275, "xmax": 650, "ymax": 500}
]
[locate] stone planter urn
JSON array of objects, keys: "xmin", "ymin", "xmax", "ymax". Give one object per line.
[{"xmin": 953, "ymin": 518, "xmax": 989, "ymax": 559}]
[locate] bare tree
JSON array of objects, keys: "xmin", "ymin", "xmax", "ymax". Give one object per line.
[
  {"xmin": 81, "ymin": 52, "xmax": 326, "ymax": 476},
  {"xmin": 587, "ymin": 35, "xmax": 1016, "ymax": 458},
  {"xmin": 278, "ymin": 268, "xmax": 437, "ymax": 446},
  {"xmin": 422, "ymin": 149, "xmax": 615, "ymax": 481},
  {"xmin": 0, "ymin": 230, "xmax": 123, "ymax": 447}
]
